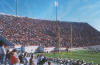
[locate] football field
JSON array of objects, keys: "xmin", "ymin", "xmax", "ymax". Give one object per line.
[{"xmin": 43, "ymin": 50, "xmax": 100, "ymax": 65}]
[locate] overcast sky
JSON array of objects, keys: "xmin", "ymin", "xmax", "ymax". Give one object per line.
[{"xmin": 0, "ymin": 0, "xmax": 100, "ymax": 31}]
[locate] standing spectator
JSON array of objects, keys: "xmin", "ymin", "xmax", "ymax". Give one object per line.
[
  {"xmin": 37, "ymin": 54, "xmax": 46, "ymax": 65},
  {"xmin": 10, "ymin": 49, "xmax": 18, "ymax": 65},
  {"xmin": 5, "ymin": 50, "xmax": 11, "ymax": 65},
  {"xmin": 22, "ymin": 52, "xmax": 28, "ymax": 65},
  {"xmin": 0, "ymin": 40, "xmax": 6, "ymax": 64},
  {"xmin": 48, "ymin": 61, "xmax": 52, "ymax": 65},
  {"xmin": 76, "ymin": 60, "xmax": 81, "ymax": 65},
  {"xmin": 19, "ymin": 53, "xmax": 24, "ymax": 63},
  {"xmin": 29, "ymin": 54, "xmax": 34, "ymax": 65}
]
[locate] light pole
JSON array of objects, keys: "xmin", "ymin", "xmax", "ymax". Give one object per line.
[
  {"xmin": 16, "ymin": 0, "xmax": 18, "ymax": 17},
  {"xmin": 55, "ymin": 1, "xmax": 58, "ymax": 22},
  {"xmin": 55, "ymin": 1, "xmax": 60, "ymax": 52}
]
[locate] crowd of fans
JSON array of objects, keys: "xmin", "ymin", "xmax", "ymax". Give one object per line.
[
  {"xmin": 0, "ymin": 41, "xmax": 100, "ymax": 65},
  {"xmin": 0, "ymin": 40, "xmax": 50, "ymax": 65},
  {"xmin": 48, "ymin": 58, "xmax": 100, "ymax": 65},
  {"xmin": 0, "ymin": 14, "xmax": 100, "ymax": 48},
  {"xmin": 0, "ymin": 14, "xmax": 100, "ymax": 65}
]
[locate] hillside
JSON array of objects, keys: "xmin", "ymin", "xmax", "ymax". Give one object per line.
[{"xmin": 0, "ymin": 14, "xmax": 100, "ymax": 47}]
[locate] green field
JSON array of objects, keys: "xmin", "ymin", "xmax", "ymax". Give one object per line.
[{"xmin": 42, "ymin": 51, "xmax": 100, "ymax": 65}]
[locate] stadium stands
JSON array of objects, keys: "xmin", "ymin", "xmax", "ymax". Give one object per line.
[
  {"xmin": 0, "ymin": 14, "xmax": 100, "ymax": 47},
  {"xmin": 0, "ymin": 35, "xmax": 14, "ymax": 46}
]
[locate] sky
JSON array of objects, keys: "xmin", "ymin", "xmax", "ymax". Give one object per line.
[{"xmin": 0, "ymin": 0, "xmax": 100, "ymax": 31}]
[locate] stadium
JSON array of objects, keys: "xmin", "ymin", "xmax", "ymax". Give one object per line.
[{"xmin": 0, "ymin": 0, "xmax": 100, "ymax": 65}]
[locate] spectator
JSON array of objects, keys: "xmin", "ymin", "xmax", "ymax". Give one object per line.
[
  {"xmin": 5, "ymin": 50, "xmax": 11, "ymax": 64},
  {"xmin": 10, "ymin": 49, "xmax": 18, "ymax": 65},
  {"xmin": 37, "ymin": 54, "xmax": 47, "ymax": 65},
  {"xmin": 19, "ymin": 53, "xmax": 24, "ymax": 63},
  {"xmin": 0, "ymin": 40, "xmax": 6, "ymax": 64},
  {"xmin": 22, "ymin": 52, "xmax": 28, "ymax": 65},
  {"xmin": 29, "ymin": 54, "xmax": 34, "ymax": 65},
  {"xmin": 48, "ymin": 61, "xmax": 52, "ymax": 65}
]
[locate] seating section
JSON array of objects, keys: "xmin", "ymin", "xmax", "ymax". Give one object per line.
[{"xmin": 0, "ymin": 14, "xmax": 100, "ymax": 47}]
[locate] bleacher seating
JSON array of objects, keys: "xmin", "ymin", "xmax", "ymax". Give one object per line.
[{"xmin": 0, "ymin": 14, "xmax": 100, "ymax": 47}]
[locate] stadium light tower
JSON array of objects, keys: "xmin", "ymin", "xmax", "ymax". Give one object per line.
[
  {"xmin": 55, "ymin": 1, "xmax": 58, "ymax": 21},
  {"xmin": 55, "ymin": 1, "xmax": 60, "ymax": 52},
  {"xmin": 16, "ymin": 0, "xmax": 18, "ymax": 17}
]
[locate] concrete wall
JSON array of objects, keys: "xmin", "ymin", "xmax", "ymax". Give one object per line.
[{"xmin": 88, "ymin": 45, "xmax": 100, "ymax": 51}]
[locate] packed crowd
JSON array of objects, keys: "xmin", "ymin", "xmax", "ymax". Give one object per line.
[
  {"xmin": 0, "ymin": 41, "xmax": 52, "ymax": 65},
  {"xmin": 48, "ymin": 58, "xmax": 100, "ymax": 65},
  {"xmin": 0, "ymin": 14, "xmax": 100, "ymax": 48},
  {"xmin": 0, "ymin": 39, "xmax": 100, "ymax": 65}
]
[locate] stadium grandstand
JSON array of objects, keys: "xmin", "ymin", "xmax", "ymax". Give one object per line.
[{"xmin": 0, "ymin": 14, "xmax": 100, "ymax": 48}]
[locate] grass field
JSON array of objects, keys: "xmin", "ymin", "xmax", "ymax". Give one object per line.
[{"xmin": 42, "ymin": 50, "xmax": 100, "ymax": 65}]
